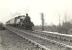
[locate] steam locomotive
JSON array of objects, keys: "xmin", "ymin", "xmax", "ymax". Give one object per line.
[{"xmin": 6, "ymin": 13, "xmax": 34, "ymax": 30}]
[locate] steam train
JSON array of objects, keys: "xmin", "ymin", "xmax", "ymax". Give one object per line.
[{"xmin": 6, "ymin": 14, "xmax": 34, "ymax": 30}]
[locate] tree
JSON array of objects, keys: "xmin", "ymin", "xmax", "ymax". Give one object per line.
[
  {"xmin": 41, "ymin": 13, "xmax": 44, "ymax": 31},
  {"xmin": 57, "ymin": 22, "xmax": 72, "ymax": 34}
]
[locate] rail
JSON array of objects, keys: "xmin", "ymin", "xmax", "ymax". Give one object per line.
[{"xmin": 6, "ymin": 26, "xmax": 72, "ymax": 50}]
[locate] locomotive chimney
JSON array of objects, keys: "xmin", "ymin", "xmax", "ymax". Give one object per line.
[{"xmin": 26, "ymin": 13, "xmax": 28, "ymax": 16}]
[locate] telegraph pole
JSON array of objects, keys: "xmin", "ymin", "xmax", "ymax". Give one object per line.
[
  {"xmin": 59, "ymin": 15, "xmax": 60, "ymax": 26},
  {"xmin": 64, "ymin": 13, "xmax": 67, "ymax": 22},
  {"xmin": 41, "ymin": 13, "xmax": 44, "ymax": 31}
]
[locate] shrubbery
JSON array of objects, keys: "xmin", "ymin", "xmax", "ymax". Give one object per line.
[{"xmin": 34, "ymin": 21, "xmax": 72, "ymax": 34}]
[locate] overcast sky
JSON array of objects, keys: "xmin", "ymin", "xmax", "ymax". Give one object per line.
[{"xmin": 0, "ymin": 0, "xmax": 72, "ymax": 25}]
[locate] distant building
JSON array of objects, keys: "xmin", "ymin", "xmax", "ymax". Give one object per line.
[{"xmin": 0, "ymin": 22, "xmax": 5, "ymax": 30}]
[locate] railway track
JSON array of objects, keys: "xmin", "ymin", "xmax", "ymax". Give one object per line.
[
  {"xmin": 32, "ymin": 31, "xmax": 72, "ymax": 46},
  {"xmin": 5, "ymin": 26, "xmax": 72, "ymax": 50}
]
